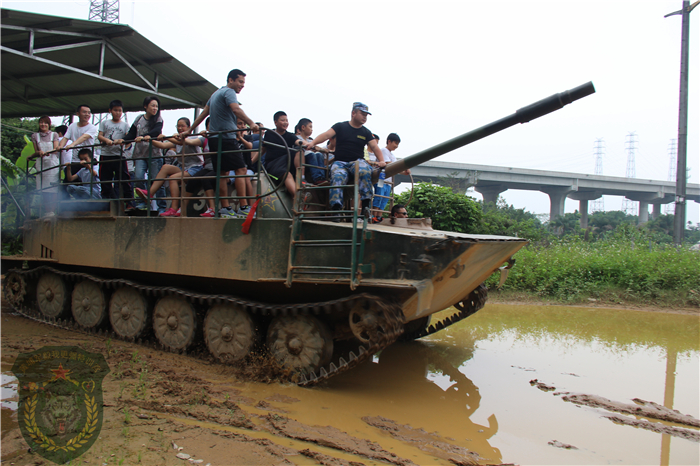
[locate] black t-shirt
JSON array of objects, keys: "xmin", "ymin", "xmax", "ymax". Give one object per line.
[
  {"xmin": 263, "ymin": 130, "xmax": 299, "ymax": 165},
  {"xmin": 331, "ymin": 121, "xmax": 373, "ymax": 163}
]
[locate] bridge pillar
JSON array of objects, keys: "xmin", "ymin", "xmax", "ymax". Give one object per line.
[
  {"xmin": 542, "ymin": 187, "xmax": 575, "ymax": 221},
  {"xmin": 579, "ymin": 200, "xmax": 589, "ymax": 229},
  {"xmin": 568, "ymin": 191, "xmax": 602, "ymax": 229},
  {"xmin": 475, "ymin": 185, "xmax": 506, "ymax": 205},
  {"xmin": 639, "ymin": 201, "xmax": 650, "ymax": 224},
  {"xmin": 652, "ymin": 203, "xmax": 661, "ymax": 220}
]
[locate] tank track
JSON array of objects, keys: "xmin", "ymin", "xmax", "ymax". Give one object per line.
[
  {"xmin": 399, "ymin": 284, "xmax": 487, "ymax": 341},
  {"xmin": 3, "ymin": 266, "xmax": 404, "ymax": 387}
]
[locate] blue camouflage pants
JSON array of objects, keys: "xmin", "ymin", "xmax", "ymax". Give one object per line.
[{"xmin": 329, "ymin": 159, "xmax": 373, "ymax": 207}]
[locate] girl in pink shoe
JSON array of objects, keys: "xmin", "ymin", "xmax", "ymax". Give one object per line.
[{"xmin": 134, "ymin": 117, "xmax": 204, "ymax": 217}]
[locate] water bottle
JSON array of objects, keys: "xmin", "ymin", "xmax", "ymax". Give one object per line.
[{"xmin": 377, "ymin": 170, "xmax": 386, "ymax": 188}]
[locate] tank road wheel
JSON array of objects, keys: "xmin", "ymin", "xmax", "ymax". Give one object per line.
[
  {"xmin": 71, "ymin": 280, "xmax": 107, "ymax": 328},
  {"xmin": 348, "ymin": 298, "xmax": 389, "ymax": 344},
  {"xmin": 204, "ymin": 303, "xmax": 255, "ymax": 363},
  {"xmin": 267, "ymin": 315, "xmax": 333, "ymax": 375},
  {"xmin": 3, "ymin": 272, "xmax": 27, "ymax": 308},
  {"xmin": 109, "ymin": 287, "xmax": 149, "ymax": 339},
  {"xmin": 153, "ymin": 296, "xmax": 197, "ymax": 352},
  {"xmin": 36, "ymin": 272, "xmax": 70, "ymax": 319}
]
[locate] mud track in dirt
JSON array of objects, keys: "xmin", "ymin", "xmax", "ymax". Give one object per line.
[{"xmin": 0, "ymin": 307, "xmax": 496, "ymax": 466}]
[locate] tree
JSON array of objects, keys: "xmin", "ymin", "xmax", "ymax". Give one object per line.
[
  {"xmin": 1, "ymin": 118, "xmax": 42, "ymax": 163},
  {"xmin": 435, "ymin": 170, "xmax": 478, "ymax": 194},
  {"xmin": 479, "ymin": 197, "xmax": 549, "ymax": 241},
  {"xmin": 549, "ymin": 211, "xmax": 582, "ymax": 236},
  {"xmin": 395, "ymin": 183, "xmax": 482, "ymax": 233}
]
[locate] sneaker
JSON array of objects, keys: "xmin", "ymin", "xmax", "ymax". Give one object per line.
[
  {"xmin": 134, "ymin": 188, "xmax": 148, "ymax": 200},
  {"xmin": 134, "ymin": 202, "xmax": 148, "ymax": 211},
  {"xmin": 200, "ymin": 208, "xmax": 215, "ymax": 218},
  {"xmin": 314, "ymin": 179, "xmax": 330, "ymax": 187},
  {"xmin": 159, "ymin": 207, "xmax": 180, "ymax": 217},
  {"xmin": 219, "ymin": 207, "xmax": 236, "ymax": 218},
  {"xmin": 237, "ymin": 206, "xmax": 252, "ymax": 218}
]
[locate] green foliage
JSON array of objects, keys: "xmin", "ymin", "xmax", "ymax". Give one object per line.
[
  {"xmin": 479, "ymin": 198, "xmax": 549, "ymax": 241},
  {"xmin": 486, "ymin": 229, "xmax": 700, "ymax": 306},
  {"xmin": 395, "ymin": 183, "xmax": 482, "ymax": 233},
  {"xmin": 1, "ymin": 118, "xmax": 40, "ymax": 163},
  {"xmin": 549, "ymin": 211, "xmax": 583, "ymax": 236}
]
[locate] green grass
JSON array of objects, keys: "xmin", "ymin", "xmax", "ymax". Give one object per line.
[{"xmin": 486, "ymin": 235, "xmax": 700, "ymax": 307}]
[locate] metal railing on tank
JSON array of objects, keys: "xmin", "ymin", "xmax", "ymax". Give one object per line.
[{"xmin": 24, "ymin": 126, "xmax": 299, "ymax": 220}]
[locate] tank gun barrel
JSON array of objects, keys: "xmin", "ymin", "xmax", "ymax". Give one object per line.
[{"xmin": 384, "ymin": 81, "xmax": 595, "ymax": 178}]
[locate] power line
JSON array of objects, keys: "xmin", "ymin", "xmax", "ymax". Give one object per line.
[
  {"xmin": 621, "ymin": 132, "xmax": 638, "ymax": 216},
  {"xmin": 591, "ymin": 138, "xmax": 605, "ymax": 212},
  {"xmin": 88, "ymin": 0, "xmax": 120, "ymax": 23},
  {"xmin": 665, "ymin": 139, "xmax": 677, "ymax": 215}
]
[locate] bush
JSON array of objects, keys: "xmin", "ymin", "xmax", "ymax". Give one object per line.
[{"xmin": 486, "ymin": 231, "xmax": 700, "ymax": 306}]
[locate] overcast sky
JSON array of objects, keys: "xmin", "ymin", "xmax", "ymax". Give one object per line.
[{"xmin": 5, "ymin": 0, "xmax": 699, "ymax": 222}]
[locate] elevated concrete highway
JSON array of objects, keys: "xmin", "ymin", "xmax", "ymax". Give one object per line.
[{"xmin": 394, "ymin": 161, "xmax": 700, "ymax": 226}]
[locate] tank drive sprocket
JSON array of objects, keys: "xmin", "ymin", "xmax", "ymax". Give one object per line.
[{"xmin": 399, "ymin": 283, "xmax": 487, "ymax": 341}]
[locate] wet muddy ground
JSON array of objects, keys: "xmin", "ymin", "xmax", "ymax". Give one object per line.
[{"xmin": 1, "ymin": 302, "xmax": 698, "ymax": 465}]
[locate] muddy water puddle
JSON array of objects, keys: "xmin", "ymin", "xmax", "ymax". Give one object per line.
[
  {"xmin": 281, "ymin": 304, "xmax": 699, "ymax": 465},
  {"xmin": 1, "ymin": 304, "xmax": 698, "ymax": 465}
]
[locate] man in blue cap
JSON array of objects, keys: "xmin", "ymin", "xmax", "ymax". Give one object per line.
[{"xmin": 304, "ymin": 102, "xmax": 386, "ymax": 220}]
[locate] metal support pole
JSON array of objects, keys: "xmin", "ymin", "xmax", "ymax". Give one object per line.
[{"xmin": 666, "ymin": 1, "xmax": 697, "ymax": 245}]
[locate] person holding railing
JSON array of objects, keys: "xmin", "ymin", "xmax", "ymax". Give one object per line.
[
  {"xmin": 97, "ymin": 99, "xmax": 133, "ymax": 209},
  {"xmin": 369, "ymin": 133, "xmax": 408, "ymax": 222},
  {"xmin": 296, "ymin": 118, "xmax": 329, "ymax": 186},
  {"xmin": 29, "ymin": 115, "xmax": 60, "ymax": 216},
  {"xmin": 262, "ymin": 111, "xmax": 304, "ymax": 199},
  {"xmin": 182, "ymin": 69, "xmax": 259, "ymax": 218},
  {"xmin": 303, "ymin": 102, "xmax": 386, "ymax": 219},
  {"xmin": 134, "ymin": 117, "xmax": 205, "ymax": 217},
  {"xmin": 125, "ymin": 96, "xmax": 166, "ymax": 213},
  {"xmin": 57, "ymin": 104, "xmax": 98, "ymax": 182},
  {"xmin": 65, "ymin": 148, "xmax": 101, "ymax": 200}
]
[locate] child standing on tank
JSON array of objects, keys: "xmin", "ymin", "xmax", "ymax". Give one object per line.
[{"xmin": 98, "ymin": 99, "xmax": 133, "ymax": 207}]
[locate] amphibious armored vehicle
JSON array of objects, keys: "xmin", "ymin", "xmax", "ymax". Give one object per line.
[{"xmin": 2, "ymin": 83, "xmax": 595, "ymax": 385}]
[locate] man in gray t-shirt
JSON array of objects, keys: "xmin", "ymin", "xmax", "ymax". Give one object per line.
[
  {"xmin": 207, "ymin": 87, "xmax": 240, "ymax": 140},
  {"xmin": 183, "ymin": 69, "xmax": 259, "ymax": 216}
]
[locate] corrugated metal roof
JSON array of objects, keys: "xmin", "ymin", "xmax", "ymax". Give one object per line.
[{"xmin": 1, "ymin": 8, "xmax": 217, "ymax": 118}]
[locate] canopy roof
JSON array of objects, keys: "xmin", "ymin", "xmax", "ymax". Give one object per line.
[{"xmin": 1, "ymin": 8, "xmax": 217, "ymax": 118}]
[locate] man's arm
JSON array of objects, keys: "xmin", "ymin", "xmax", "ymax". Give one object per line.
[
  {"xmin": 368, "ymin": 139, "xmax": 386, "ymax": 167},
  {"xmin": 230, "ymin": 103, "xmax": 258, "ymax": 133},
  {"xmin": 65, "ymin": 130, "xmax": 95, "ymax": 149},
  {"xmin": 305, "ymin": 128, "xmax": 336, "ymax": 150},
  {"xmin": 183, "ymin": 105, "xmax": 210, "ymax": 137}
]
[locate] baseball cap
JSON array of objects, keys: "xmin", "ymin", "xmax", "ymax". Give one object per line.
[{"xmin": 352, "ymin": 102, "xmax": 372, "ymax": 115}]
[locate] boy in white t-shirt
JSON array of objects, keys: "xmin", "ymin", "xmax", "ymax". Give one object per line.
[{"xmin": 369, "ymin": 133, "xmax": 409, "ymax": 220}]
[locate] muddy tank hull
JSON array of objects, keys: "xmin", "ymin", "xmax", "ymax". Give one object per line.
[{"xmin": 13, "ymin": 215, "xmax": 525, "ymax": 321}]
